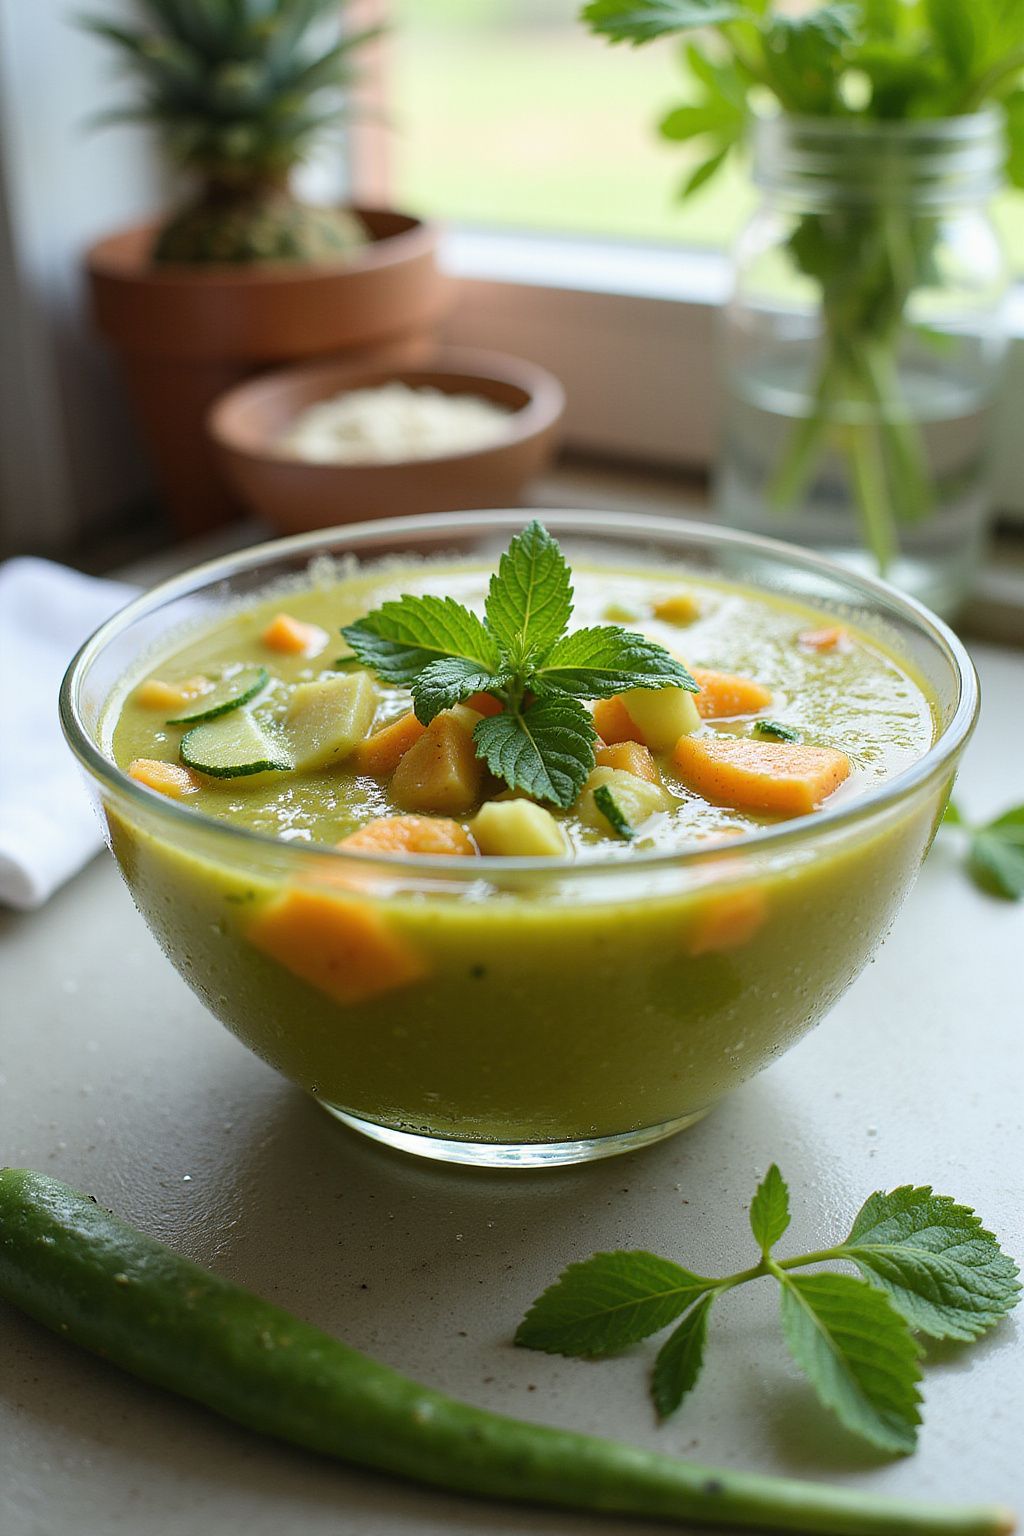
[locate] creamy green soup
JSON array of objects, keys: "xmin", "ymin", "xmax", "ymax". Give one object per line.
[{"xmin": 100, "ymin": 559, "xmax": 941, "ymax": 1149}]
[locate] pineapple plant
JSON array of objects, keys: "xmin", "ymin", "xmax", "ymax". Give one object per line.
[{"xmin": 83, "ymin": 0, "xmax": 377, "ymax": 265}]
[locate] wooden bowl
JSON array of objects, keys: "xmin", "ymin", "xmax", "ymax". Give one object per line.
[{"xmin": 206, "ymin": 348, "xmax": 565, "ymax": 531}]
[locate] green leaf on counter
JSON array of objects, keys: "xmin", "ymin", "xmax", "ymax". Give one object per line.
[
  {"xmin": 839, "ymin": 1185, "xmax": 1022, "ymax": 1341},
  {"xmin": 651, "ymin": 1293, "xmax": 715, "ymax": 1418},
  {"xmin": 941, "ymin": 800, "xmax": 1024, "ymax": 901},
  {"xmin": 515, "ymin": 1251, "xmax": 712, "ymax": 1358},
  {"xmin": 777, "ymin": 1271, "xmax": 922, "ymax": 1455},
  {"xmin": 749, "ymin": 1164, "xmax": 791, "ymax": 1256}
]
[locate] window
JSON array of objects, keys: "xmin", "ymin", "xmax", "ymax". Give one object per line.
[
  {"xmin": 345, "ymin": 3, "xmax": 1024, "ymax": 515},
  {"xmin": 387, "ymin": 0, "xmax": 751, "ymax": 250}
]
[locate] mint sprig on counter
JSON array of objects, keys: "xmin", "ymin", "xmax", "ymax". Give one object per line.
[
  {"xmin": 943, "ymin": 800, "xmax": 1024, "ymax": 901},
  {"xmin": 516, "ymin": 1169, "xmax": 1020, "ymax": 1455},
  {"xmin": 341, "ymin": 521, "xmax": 696, "ymax": 808}
]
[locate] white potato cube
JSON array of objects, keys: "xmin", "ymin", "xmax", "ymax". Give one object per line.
[
  {"xmin": 285, "ymin": 672, "xmax": 379, "ymax": 772},
  {"xmin": 619, "ymin": 685, "xmax": 700, "ymax": 751},
  {"xmin": 578, "ymin": 767, "xmax": 676, "ymax": 835},
  {"xmin": 470, "ymin": 799, "xmax": 570, "ymax": 857}
]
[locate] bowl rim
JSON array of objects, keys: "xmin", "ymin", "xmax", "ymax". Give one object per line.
[
  {"xmin": 60, "ymin": 508, "xmax": 979, "ymax": 881},
  {"xmin": 206, "ymin": 346, "xmax": 566, "ymax": 469}
]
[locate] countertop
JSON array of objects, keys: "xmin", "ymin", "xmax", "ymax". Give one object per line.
[{"xmin": 1, "ymin": 600, "xmax": 1022, "ymax": 1532}]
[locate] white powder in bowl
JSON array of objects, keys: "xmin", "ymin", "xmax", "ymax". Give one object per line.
[{"xmin": 278, "ymin": 382, "xmax": 514, "ymax": 464}]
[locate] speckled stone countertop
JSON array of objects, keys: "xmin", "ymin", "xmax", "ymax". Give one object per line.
[{"xmin": 2, "ymin": 594, "xmax": 1021, "ymax": 1536}]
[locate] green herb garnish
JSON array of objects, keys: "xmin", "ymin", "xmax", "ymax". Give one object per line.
[
  {"xmin": 516, "ymin": 1167, "xmax": 1020, "ymax": 1454},
  {"xmin": 593, "ymin": 783, "xmax": 635, "ymax": 839},
  {"xmin": 341, "ymin": 522, "xmax": 696, "ymax": 808},
  {"xmin": 943, "ymin": 799, "xmax": 1024, "ymax": 901},
  {"xmin": 753, "ymin": 719, "xmax": 800, "ymax": 742}
]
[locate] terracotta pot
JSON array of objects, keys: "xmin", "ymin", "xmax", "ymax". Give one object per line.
[
  {"xmin": 86, "ymin": 210, "xmax": 448, "ymax": 535},
  {"xmin": 207, "ymin": 348, "xmax": 565, "ymax": 532}
]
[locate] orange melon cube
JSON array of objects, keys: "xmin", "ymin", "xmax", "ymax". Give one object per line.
[
  {"xmin": 594, "ymin": 740, "xmax": 661, "ymax": 784},
  {"xmin": 134, "ymin": 676, "xmax": 210, "ymax": 712},
  {"xmin": 339, "ymin": 815, "xmax": 477, "ymax": 857},
  {"xmin": 687, "ymin": 886, "xmax": 767, "ymax": 956},
  {"xmin": 261, "ymin": 612, "xmax": 328, "ymax": 656},
  {"xmin": 128, "ymin": 758, "xmax": 200, "ymax": 798},
  {"xmin": 798, "ymin": 625, "xmax": 849, "ymax": 652},
  {"xmin": 248, "ymin": 888, "xmax": 427, "ymax": 1006},
  {"xmin": 464, "ymin": 691, "xmax": 504, "ymax": 717},
  {"xmin": 592, "ymin": 695, "xmax": 639, "ymax": 746},
  {"xmin": 391, "ymin": 710, "xmax": 484, "ymax": 815},
  {"xmin": 653, "ymin": 592, "xmax": 700, "ymax": 625},
  {"xmin": 352, "ymin": 711, "xmax": 427, "ymax": 778},
  {"xmin": 673, "ymin": 734, "xmax": 851, "ymax": 818},
  {"xmin": 691, "ymin": 668, "xmax": 773, "ymax": 720}
]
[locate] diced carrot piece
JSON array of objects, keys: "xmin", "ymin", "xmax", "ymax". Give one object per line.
[
  {"xmin": 351, "ymin": 711, "xmax": 427, "ymax": 778},
  {"xmin": 261, "ymin": 612, "xmax": 328, "ymax": 656},
  {"xmin": 592, "ymin": 696, "xmax": 639, "ymax": 745},
  {"xmin": 339, "ymin": 815, "xmax": 477, "ymax": 857},
  {"xmin": 465, "ymin": 691, "xmax": 504, "ymax": 717},
  {"xmin": 687, "ymin": 887, "xmax": 767, "ymax": 956},
  {"xmin": 691, "ymin": 668, "xmax": 773, "ymax": 720},
  {"xmin": 134, "ymin": 676, "xmax": 210, "ymax": 712},
  {"xmin": 595, "ymin": 740, "xmax": 662, "ymax": 784},
  {"xmin": 673, "ymin": 734, "xmax": 851, "ymax": 817},
  {"xmin": 128, "ymin": 758, "xmax": 200, "ymax": 798},
  {"xmin": 798, "ymin": 625, "xmax": 849, "ymax": 652},
  {"xmin": 653, "ymin": 592, "xmax": 700, "ymax": 625},
  {"xmin": 248, "ymin": 888, "xmax": 427, "ymax": 1006},
  {"xmin": 391, "ymin": 710, "xmax": 484, "ymax": 815}
]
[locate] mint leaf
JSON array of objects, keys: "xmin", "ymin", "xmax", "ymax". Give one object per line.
[
  {"xmin": 969, "ymin": 807, "xmax": 1024, "ymax": 901},
  {"xmin": 750, "ymin": 1165, "xmax": 790, "ymax": 1257},
  {"xmin": 754, "ymin": 720, "xmax": 799, "ymax": 743},
  {"xmin": 473, "ymin": 696, "xmax": 596, "ymax": 809},
  {"xmin": 777, "ymin": 1272, "xmax": 922, "ymax": 1455},
  {"xmin": 943, "ymin": 800, "xmax": 1024, "ymax": 901},
  {"xmin": 839, "ymin": 1186, "xmax": 1022, "ymax": 1341},
  {"xmin": 593, "ymin": 784, "xmax": 634, "ymax": 840},
  {"xmin": 534, "ymin": 626, "xmax": 696, "ymax": 700},
  {"xmin": 515, "ymin": 1251, "xmax": 711, "ymax": 1357},
  {"xmin": 651, "ymin": 1293, "xmax": 714, "ymax": 1418},
  {"xmin": 411, "ymin": 658, "xmax": 504, "ymax": 726},
  {"xmin": 341, "ymin": 596, "xmax": 500, "ymax": 687},
  {"xmin": 581, "ymin": 0, "xmax": 744, "ymax": 45},
  {"xmin": 484, "ymin": 520, "xmax": 572, "ymax": 669}
]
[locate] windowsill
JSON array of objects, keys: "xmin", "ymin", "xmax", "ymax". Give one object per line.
[
  {"xmin": 443, "ymin": 224, "xmax": 1024, "ymax": 334},
  {"xmin": 440, "ymin": 225, "xmax": 1024, "ymax": 521}
]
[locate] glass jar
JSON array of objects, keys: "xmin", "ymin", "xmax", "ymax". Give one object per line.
[{"xmin": 715, "ymin": 111, "xmax": 1009, "ymax": 618}]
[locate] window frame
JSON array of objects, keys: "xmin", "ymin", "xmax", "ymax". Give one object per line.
[{"xmin": 437, "ymin": 226, "xmax": 1024, "ymax": 521}]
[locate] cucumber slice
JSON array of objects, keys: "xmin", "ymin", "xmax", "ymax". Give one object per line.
[
  {"xmin": 180, "ymin": 712, "xmax": 292, "ymax": 779},
  {"xmin": 167, "ymin": 666, "xmax": 269, "ymax": 725}
]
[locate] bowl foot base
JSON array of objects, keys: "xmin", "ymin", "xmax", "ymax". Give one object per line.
[{"xmin": 316, "ymin": 1102, "xmax": 711, "ymax": 1167}]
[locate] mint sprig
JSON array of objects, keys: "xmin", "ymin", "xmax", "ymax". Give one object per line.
[
  {"xmin": 942, "ymin": 799, "xmax": 1024, "ymax": 901},
  {"xmin": 341, "ymin": 521, "xmax": 696, "ymax": 808},
  {"xmin": 516, "ymin": 1167, "xmax": 1019, "ymax": 1453}
]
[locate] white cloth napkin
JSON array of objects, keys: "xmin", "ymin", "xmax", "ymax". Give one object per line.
[{"xmin": 0, "ymin": 557, "xmax": 138, "ymax": 910}]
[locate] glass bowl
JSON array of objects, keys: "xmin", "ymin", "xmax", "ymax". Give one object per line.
[{"xmin": 60, "ymin": 511, "xmax": 978, "ymax": 1167}]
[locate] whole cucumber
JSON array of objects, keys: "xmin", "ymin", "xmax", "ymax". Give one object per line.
[{"xmin": 0, "ymin": 1169, "xmax": 1013, "ymax": 1536}]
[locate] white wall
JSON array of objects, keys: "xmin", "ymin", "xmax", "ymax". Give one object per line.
[{"xmin": 0, "ymin": 0, "xmax": 169, "ymax": 555}]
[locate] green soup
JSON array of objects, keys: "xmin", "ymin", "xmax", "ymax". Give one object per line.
[{"xmin": 102, "ymin": 560, "xmax": 941, "ymax": 1150}]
